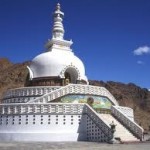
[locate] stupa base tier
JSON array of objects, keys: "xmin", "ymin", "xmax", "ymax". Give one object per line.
[{"xmin": 0, "ymin": 133, "xmax": 86, "ymax": 142}]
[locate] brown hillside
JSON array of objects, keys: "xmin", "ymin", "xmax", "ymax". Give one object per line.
[
  {"xmin": 0, "ymin": 58, "xmax": 150, "ymax": 130},
  {"xmin": 0, "ymin": 58, "xmax": 30, "ymax": 100}
]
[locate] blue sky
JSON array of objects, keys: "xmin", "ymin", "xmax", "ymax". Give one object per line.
[{"xmin": 0, "ymin": 0, "xmax": 150, "ymax": 88}]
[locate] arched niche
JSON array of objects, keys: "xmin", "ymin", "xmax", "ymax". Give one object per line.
[{"xmin": 64, "ymin": 67, "xmax": 79, "ymax": 84}]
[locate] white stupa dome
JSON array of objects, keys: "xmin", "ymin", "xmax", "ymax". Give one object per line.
[{"xmin": 29, "ymin": 48, "xmax": 88, "ymax": 82}]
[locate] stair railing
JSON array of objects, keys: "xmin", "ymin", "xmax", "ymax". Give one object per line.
[
  {"xmin": 83, "ymin": 104, "xmax": 113, "ymax": 142},
  {"xmin": 111, "ymin": 105, "xmax": 143, "ymax": 140}
]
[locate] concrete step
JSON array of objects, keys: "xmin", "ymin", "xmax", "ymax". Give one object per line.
[{"xmin": 98, "ymin": 113, "xmax": 140, "ymax": 142}]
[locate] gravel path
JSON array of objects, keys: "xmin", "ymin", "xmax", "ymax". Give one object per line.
[{"xmin": 0, "ymin": 142, "xmax": 149, "ymax": 150}]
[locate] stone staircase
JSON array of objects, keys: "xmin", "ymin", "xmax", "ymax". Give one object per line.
[{"xmin": 99, "ymin": 113, "xmax": 140, "ymax": 142}]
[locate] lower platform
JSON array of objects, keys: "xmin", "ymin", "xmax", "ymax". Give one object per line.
[{"xmin": 0, "ymin": 133, "xmax": 86, "ymax": 142}]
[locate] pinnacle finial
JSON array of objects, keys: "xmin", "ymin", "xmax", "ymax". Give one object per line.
[
  {"xmin": 52, "ymin": 3, "xmax": 64, "ymax": 39},
  {"xmin": 46, "ymin": 3, "xmax": 73, "ymax": 51},
  {"xmin": 56, "ymin": 3, "xmax": 61, "ymax": 10}
]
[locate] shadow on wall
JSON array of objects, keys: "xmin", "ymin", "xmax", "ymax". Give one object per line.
[
  {"xmin": 77, "ymin": 113, "xmax": 87, "ymax": 141},
  {"xmin": 77, "ymin": 105, "xmax": 111, "ymax": 142}
]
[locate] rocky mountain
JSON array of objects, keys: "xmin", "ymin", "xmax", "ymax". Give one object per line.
[
  {"xmin": 0, "ymin": 58, "xmax": 30, "ymax": 100},
  {"xmin": 0, "ymin": 58, "xmax": 150, "ymax": 130}
]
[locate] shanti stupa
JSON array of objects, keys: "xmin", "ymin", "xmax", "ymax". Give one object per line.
[{"xmin": 0, "ymin": 3, "xmax": 143, "ymax": 142}]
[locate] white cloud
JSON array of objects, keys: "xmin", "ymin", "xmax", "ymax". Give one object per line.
[
  {"xmin": 133, "ymin": 46, "xmax": 150, "ymax": 55},
  {"xmin": 137, "ymin": 60, "xmax": 144, "ymax": 65}
]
